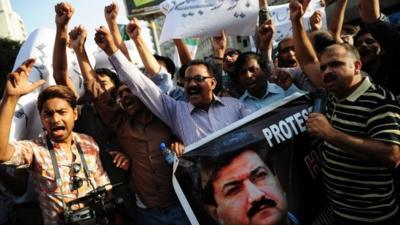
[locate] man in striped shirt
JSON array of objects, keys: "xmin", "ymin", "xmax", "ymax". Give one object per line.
[{"xmin": 307, "ymin": 43, "xmax": 400, "ymax": 224}]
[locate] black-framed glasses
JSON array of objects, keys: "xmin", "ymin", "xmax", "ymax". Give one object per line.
[
  {"xmin": 70, "ymin": 163, "xmax": 83, "ymax": 190},
  {"xmin": 184, "ymin": 75, "xmax": 213, "ymax": 84}
]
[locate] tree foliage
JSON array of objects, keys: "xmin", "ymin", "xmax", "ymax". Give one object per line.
[{"xmin": 0, "ymin": 38, "xmax": 22, "ymax": 98}]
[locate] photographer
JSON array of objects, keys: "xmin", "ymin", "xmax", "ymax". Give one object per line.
[{"xmin": 0, "ymin": 59, "xmax": 110, "ymax": 225}]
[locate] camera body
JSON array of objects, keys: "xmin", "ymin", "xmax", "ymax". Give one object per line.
[{"xmin": 60, "ymin": 184, "xmax": 124, "ymax": 225}]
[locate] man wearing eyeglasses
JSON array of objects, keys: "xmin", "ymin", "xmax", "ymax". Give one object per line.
[
  {"xmin": 95, "ymin": 27, "xmax": 253, "ymax": 145},
  {"xmin": 0, "ymin": 59, "xmax": 110, "ymax": 225}
]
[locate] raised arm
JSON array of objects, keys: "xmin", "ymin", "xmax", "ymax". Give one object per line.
[
  {"xmin": 52, "ymin": 2, "xmax": 78, "ymax": 97},
  {"xmin": 290, "ymin": 0, "xmax": 322, "ymax": 87},
  {"xmin": 0, "ymin": 59, "xmax": 45, "ymax": 162},
  {"xmin": 310, "ymin": 10, "xmax": 323, "ymax": 31},
  {"xmin": 210, "ymin": 30, "xmax": 227, "ymax": 93},
  {"xmin": 69, "ymin": 26, "xmax": 103, "ymax": 97},
  {"xmin": 104, "ymin": 2, "xmax": 131, "ymax": 62},
  {"xmin": 258, "ymin": 19, "xmax": 274, "ymax": 69},
  {"xmin": 126, "ymin": 18, "xmax": 162, "ymax": 77},
  {"xmin": 258, "ymin": 0, "xmax": 270, "ymax": 26},
  {"xmin": 360, "ymin": 0, "xmax": 400, "ymax": 56},
  {"xmin": 94, "ymin": 27, "xmax": 177, "ymax": 129},
  {"xmin": 173, "ymin": 39, "xmax": 193, "ymax": 65},
  {"xmin": 328, "ymin": 0, "xmax": 348, "ymax": 42},
  {"xmin": 359, "ymin": 0, "xmax": 380, "ymax": 23}
]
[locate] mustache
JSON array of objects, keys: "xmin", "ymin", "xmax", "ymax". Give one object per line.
[
  {"xmin": 323, "ymin": 72, "xmax": 337, "ymax": 83},
  {"xmin": 187, "ymin": 86, "xmax": 202, "ymax": 93},
  {"xmin": 247, "ymin": 198, "xmax": 277, "ymax": 219}
]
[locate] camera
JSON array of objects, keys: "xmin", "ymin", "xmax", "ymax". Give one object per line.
[{"xmin": 60, "ymin": 183, "xmax": 124, "ymax": 225}]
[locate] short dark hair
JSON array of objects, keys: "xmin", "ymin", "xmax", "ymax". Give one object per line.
[
  {"xmin": 311, "ymin": 31, "xmax": 337, "ymax": 53},
  {"xmin": 353, "ymin": 27, "xmax": 372, "ymax": 44},
  {"xmin": 233, "ymin": 52, "xmax": 268, "ymax": 80},
  {"xmin": 37, "ymin": 85, "xmax": 77, "ymax": 112},
  {"xmin": 319, "ymin": 43, "xmax": 360, "ymax": 61},
  {"xmin": 185, "ymin": 60, "xmax": 216, "ymax": 78},
  {"xmin": 277, "ymin": 37, "xmax": 293, "ymax": 53},
  {"xmin": 95, "ymin": 68, "xmax": 120, "ymax": 88},
  {"xmin": 154, "ymin": 54, "xmax": 176, "ymax": 76},
  {"xmin": 200, "ymin": 145, "xmax": 274, "ymax": 206}
]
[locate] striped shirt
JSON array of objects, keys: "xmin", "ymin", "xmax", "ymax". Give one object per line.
[
  {"xmin": 3, "ymin": 132, "xmax": 110, "ymax": 225},
  {"xmin": 321, "ymin": 77, "xmax": 400, "ymax": 223}
]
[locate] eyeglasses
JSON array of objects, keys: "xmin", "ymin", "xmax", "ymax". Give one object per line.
[
  {"xmin": 184, "ymin": 75, "xmax": 213, "ymax": 84},
  {"xmin": 239, "ymin": 66, "xmax": 261, "ymax": 75},
  {"xmin": 70, "ymin": 163, "xmax": 83, "ymax": 190}
]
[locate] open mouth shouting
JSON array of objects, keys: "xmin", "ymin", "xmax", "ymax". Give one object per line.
[
  {"xmin": 50, "ymin": 124, "xmax": 67, "ymax": 139},
  {"xmin": 187, "ymin": 87, "xmax": 202, "ymax": 98}
]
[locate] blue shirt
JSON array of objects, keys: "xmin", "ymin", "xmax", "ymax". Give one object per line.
[
  {"xmin": 109, "ymin": 50, "xmax": 252, "ymax": 145},
  {"xmin": 240, "ymin": 82, "xmax": 286, "ymax": 111},
  {"xmin": 150, "ymin": 68, "xmax": 187, "ymax": 101}
]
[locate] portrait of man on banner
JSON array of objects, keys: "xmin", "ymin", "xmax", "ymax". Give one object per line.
[{"xmin": 173, "ymin": 94, "xmax": 332, "ymax": 225}]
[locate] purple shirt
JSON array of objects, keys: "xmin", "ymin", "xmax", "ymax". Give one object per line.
[{"xmin": 109, "ymin": 50, "xmax": 252, "ymax": 145}]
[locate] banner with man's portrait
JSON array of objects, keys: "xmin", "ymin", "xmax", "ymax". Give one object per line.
[{"xmin": 172, "ymin": 93, "xmax": 333, "ymax": 225}]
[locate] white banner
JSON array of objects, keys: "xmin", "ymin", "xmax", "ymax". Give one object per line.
[
  {"xmin": 159, "ymin": 0, "xmax": 326, "ymax": 43},
  {"xmin": 160, "ymin": 0, "xmax": 259, "ymax": 43}
]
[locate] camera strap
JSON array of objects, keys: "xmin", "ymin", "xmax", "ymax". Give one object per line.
[
  {"xmin": 46, "ymin": 137, "xmax": 68, "ymax": 212},
  {"xmin": 45, "ymin": 135, "xmax": 96, "ymax": 212},
  {"xmin": 75, "ymin": 140, "xmax": 95, "ymax": 190}
]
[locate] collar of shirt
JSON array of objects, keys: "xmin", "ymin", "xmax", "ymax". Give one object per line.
[
  {"xmin": 38, "ymin": 131, "xmax": 80, "ymax": 150},
  {"xmin": 188, "ymin": 94, "xmax": 225, "ymax": 113},
  {"xmin": 330, "ymin": 77, "xmax": 373, "ymax": 103},
  {"xmin": 240, "ymin": 82, "xmax": 283, "ymax": 101}
]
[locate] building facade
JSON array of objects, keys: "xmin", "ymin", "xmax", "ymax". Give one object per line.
[{"xmin": 0, "ymin": 0, "xmax": 26, "ymax": 41}]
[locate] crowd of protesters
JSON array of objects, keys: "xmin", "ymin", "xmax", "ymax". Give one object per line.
[{"xmin": 0, "ymin": 0, "xmax": 400, "ymax": 224}]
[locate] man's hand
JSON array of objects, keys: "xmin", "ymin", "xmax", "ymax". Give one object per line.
[
  {"xmin": 54, "ymin": 2, "xmax": 74, "ymax": 27},
  {"xmin": 258, "ymin": 19, "xmax": 275, "ymax": 50},
  {"xmin": 289, "ymin": 0, "xmax": 305, "ymax": 21},
  {"xmin": 104, "ymin": 2, "xmax": 119, "ymax": 23},
  {"xmin": 171, "ymin": 142, "xmax": 185, "ymax": 157},
  {"xmin": 270, "ymin": 61, "xmax": 293, "ymax": 90},
  {"xmin": 94, "ymin": 26, "xmax": 118, "ymax": 56},
  {"xmin": 68, "ymin": 25, "xmax": 87, "ymax": 52},
  {"xmin": 211, "ymin": 30, "xmax": 227, "ymax": 58},
  {"xmin": 126, "ymin": 17, "xmax": 142, "ymax": 41},
  {"xmin": 5, "ymin": 58, "xmax": 45, "ymax": 98},
  {"xmin": 310, "ymin": 10, "xmax": 323, "ymax": 31},
  {"xmin": 109, "ymin": 151, "xmax": 130, "ymax": 171},
  {"xmin": 307, "ymin": 112, "xmax": 334, "ymax": 140}
]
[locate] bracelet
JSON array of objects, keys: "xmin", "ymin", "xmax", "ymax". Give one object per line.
[{"xmin": 214, "ymin": 56, "xmax": 224, "ymax": 60}]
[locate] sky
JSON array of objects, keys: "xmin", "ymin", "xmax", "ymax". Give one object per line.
[{"xmin": 11, "ymin": 0, "xmax": 131, "ymax": 43}]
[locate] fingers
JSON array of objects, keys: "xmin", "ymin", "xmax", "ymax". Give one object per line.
[
  {"xmin": 94, "ymin": 26, "xmax": 109, "ymax": 44},
  {"xmin": 15, "ymin": 58, "xmax": 36, "ymax": 78},
  {"xmin": 171, "ymin": 142, "xmax": 185, "ymax": 157},
  {"xmin": 29, "ymin": 80, "xmax": 46, "ymax": 92},
  {"xmin": 105, "ymin": 2, "xmax": 119, "ymax": 18},
  {"xmin": 126, "ymin": 17, "xmax": 141, "ymax": 37},
  {"xmin": 55, "ymin": 2, "xmax": 74, "ymax": 17},
  {"xmin": 109, "ymin": 151, "xmax": 130, "ymax": 169}
]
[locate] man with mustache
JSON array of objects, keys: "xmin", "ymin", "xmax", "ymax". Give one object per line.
[
  {"xmin": 95, "ymin": 27, "xmax": 252, "ymax": 145},
  {"xmin": 199, "ymin": 147, "xmax": 298, "ymax": 225},
  {"xmin": 290, "ymin": 0, "xmax": 400, "ymax": 224}
]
